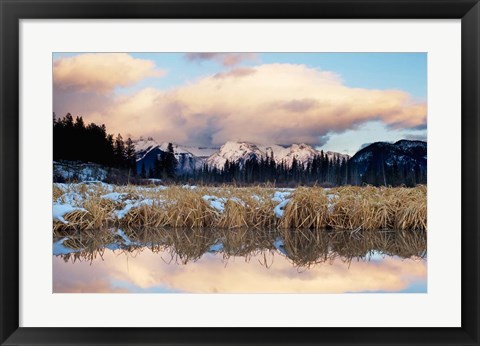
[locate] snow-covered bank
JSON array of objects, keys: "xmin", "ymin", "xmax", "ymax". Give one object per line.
[
  {"xmin": 54, "ymin": 162, "xmax": 108, "ymax": 182},
  {"xmin": 52, "ymin": 183, "xmax": 427, "ymax": 232}
]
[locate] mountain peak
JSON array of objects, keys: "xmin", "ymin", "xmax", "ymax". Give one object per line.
[
  {"xmin": 207, "ymin": 141, "xmax": 264, "ymax": 168},
  {"xmin": 133, "ymin": 137, "xmax": 159, "ymax": 158},
  {"xmin": 220, "ymin": 140, "xmax": 261, "ymax": 152}
]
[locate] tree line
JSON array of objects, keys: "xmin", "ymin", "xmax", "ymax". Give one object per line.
[
  {"xmin": 179, "ymin": 153, "xmax": 350, "ymax": 187},
  {"xmin": 179, "ymin": 154, "xmax": 426, "ymax": 187},
  {"xmin": 354, "ymin": 159, "xmax": 426, "ymax": 187},
  {"xmin": 53, "ymin": 114, "xmax": 136, "ymax": 173}
]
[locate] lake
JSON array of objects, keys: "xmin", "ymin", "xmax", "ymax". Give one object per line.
[{"xmin": 53, "ymin": 227, "xmax": 427, "ymax": 293}]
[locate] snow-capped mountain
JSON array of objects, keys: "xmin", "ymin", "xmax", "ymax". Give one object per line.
[
  {"xmin": 134, "ymin": 137, "xmax": 159, "ymax": 161},
  {"xmin": 133, "ymin": 137, "xmax": 218, "ymax": 174},
  {"xmin": 134, "ymin": 137, "xmax": 217, "ymax": 161},
  {"xmin": 206, "ymin": 141, "xmax": 349, "ymax": 169},
  {"xmin": 206, "ymin": 141, "xmax": 266, "ymax": 169}
]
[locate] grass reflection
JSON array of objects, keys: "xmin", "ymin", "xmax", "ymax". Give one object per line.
[{"xmin": 55, "ymin": 227, "xmax": 426, "ymax": 269}]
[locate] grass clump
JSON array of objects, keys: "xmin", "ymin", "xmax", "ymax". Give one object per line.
[
  {"xmin": 163, "ymin": 187, "xmax": 217, "ymax": 228},
  {"xmin": 53, "ymin": 209, "xmax": 92, "ymax": 234},
  {"xmin": 279, "ymin": 187, "xmax": 329, "ymax": 230},
  {"xmin": 328, "ymin": 186, "xmax": 426, "ymax": 231}
]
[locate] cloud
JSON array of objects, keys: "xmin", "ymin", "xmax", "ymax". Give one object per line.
[
  {"xmin": 53, "ymin": 53, "xmax": 165, "ymax": 94},
  {"xmin": 55, "ymin": 63, "xmax": 427, "ymax": 147},
  {"xmin": 404, "ymin": 134, "xmax": 427, "ymax": 142},
  {"xmin": 53, "ymin": 87, "xmax": 114, "ymax": 118},
  {"xmin": 359, "ymin": 142, "xmax": 372, "ymax": 150},
  {"xmin": 184, "ymin": 53, "xmax": 258, "ymax": 67},
  {"xmin": 280, "ymin": 98, "xmax": 318, "ymax": 113},
  {"xmin": 214, "ymin": 67, "xmax": 257, "ymax": 79}
]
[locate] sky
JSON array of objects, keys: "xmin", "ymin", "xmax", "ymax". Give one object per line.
[{"xmin": 53, "ymin": 52, "xmax": 427, "ymax": 155}]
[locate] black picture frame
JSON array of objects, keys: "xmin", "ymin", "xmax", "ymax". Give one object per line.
[{"xmin": 1, "ymin": 0, "xmax": 479, "ymax": 345}]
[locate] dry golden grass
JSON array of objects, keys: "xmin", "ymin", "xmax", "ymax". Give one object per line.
[
  {"xmin": 164, "ymin": 188, "xmax": 217, "ymax": 228},
  {"xmin": 53, "ymin": 184, "xmax": 427, "ymax": 232},
  {"xmin": 279, "ymin": 187, "xmax": 329, "ymax": 230},
  {"xmin": 328, "ymin": 186, "xmax": 427, "ymax": 231},
  {"xmin": 215, "ymin": 187, "xmax": 278, "ymax": 230},
  {"xmin": 393, "ymin": 187, "xmax": 427, "ymax": 231},
  {"xmin": 328, "ymin": 186, "xmax": 393, "ymax": 231},
  {"xmin": 215, "ymin": 199, "xmax": 248, "ymax": 228},
  {"xmin": 53, "ymin": 209, "xmax": 92, "ymax": 233},
  {"xmin": 82, "ymin": 197, "xmax": 117, "ymax": 229},
  {"xmin": 52, "ymin": 185, "xmax": 64, "ymax": 200}
]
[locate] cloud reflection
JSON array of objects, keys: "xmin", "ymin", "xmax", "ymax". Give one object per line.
[{"xmin": 53, "ymin": 249, "xmax": 426, "ymax": 294}]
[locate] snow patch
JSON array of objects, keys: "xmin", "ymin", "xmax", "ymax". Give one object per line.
[
  {"xmin": 182, "ymin": 185, "xmax": 198, "ymax": 190},
  {"xmin": 57, "ymin": 191, "xmax": 84, "ymax": 205},
  {"xmin": 115, "ymin": 199, "xmax": 154, "ymax": 219},
  {"xmin": 327, "ymin": 194, "xmax": 338, "ymax": 213},
  {"xmin": 101, "ymin": 192, "xmax": 129, "ymax": 202},
  {"xmin": 202, "ymin": 195, "xmax": 245, "ymax": 212},
  {"xmin": 273, "ymin": 199, "xmax": 290, "ymax": 218},
  {"xmin": 272, "ymin": 191, "xmax": 292, "ymax": 202},
  {"xmin": 53, "ymin": 204, "xmax": 87, "ymax": 224},
  {"xmin": 202, "ymin": 195, "xmax": 228, "ymax": 212}
]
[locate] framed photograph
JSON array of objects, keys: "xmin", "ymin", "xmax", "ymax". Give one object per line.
[{"xmin": 1, "ymin": 0, "xmax": 479, "ymax": 345}]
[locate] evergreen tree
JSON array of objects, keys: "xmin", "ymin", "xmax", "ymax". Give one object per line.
[
  {"xmin": 124, "ymin": 137, "xmax": 136, "ymax": 173},
  {"xmin": 113, "ymin": 134, "xmax": 125, "ymax": 167},
  {"xmin": 163, "ymin": 143, "xmax": 178, "ymax": 179}
]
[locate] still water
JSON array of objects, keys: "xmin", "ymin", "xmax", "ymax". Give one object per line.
[{"xmin": 53, "ymin": 228, "xmax": 427, "ymax": 293}]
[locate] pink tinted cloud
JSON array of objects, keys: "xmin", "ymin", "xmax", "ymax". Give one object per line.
[
  {"xmin": 185, "ymin": 53, "xmax": 258, "ymax": 67},
  {"xmin": 214, "ymin": 67, "xmax": 257, "ymax": 79},
  {"xmin": 53, "ymin": 53, "xmax": 165, "ymax": 94},
  {"xmin": 55, "ymin": 63, "xmax": 427, "ymax": 147}
]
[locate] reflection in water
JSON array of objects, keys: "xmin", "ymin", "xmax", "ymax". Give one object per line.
[{"xmin": 53, "ymin": 228, "xmax": 427, "ymax": 293}]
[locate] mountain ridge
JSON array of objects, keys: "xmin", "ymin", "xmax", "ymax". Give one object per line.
[{"xmin": 133, "ymin": 138, "xmax": 351, "ymax": 173}]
